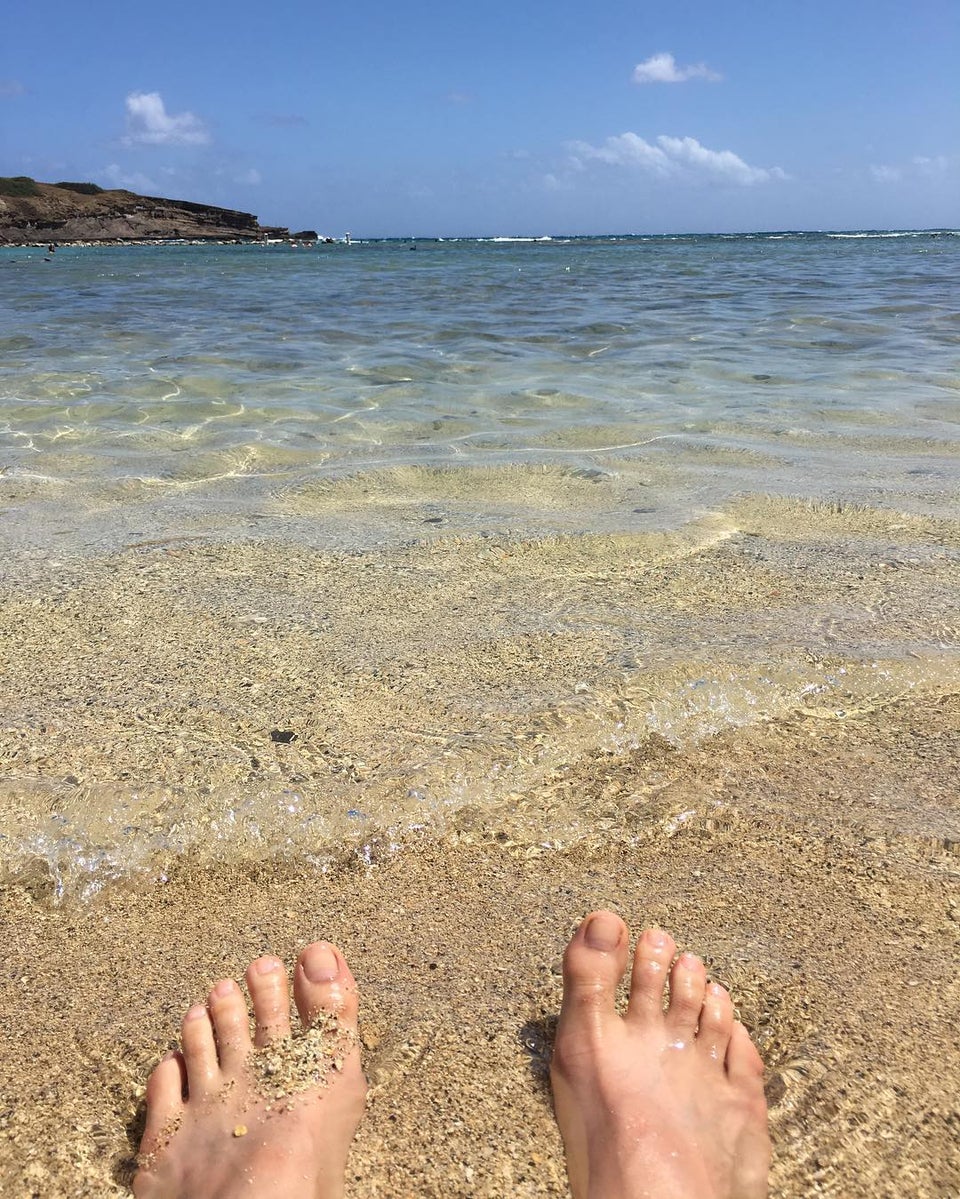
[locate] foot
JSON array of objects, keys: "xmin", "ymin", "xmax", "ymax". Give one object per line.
[
  {"xmin": 134, "ymin": 942, "xmax": 367, "ymax": 1199},
  {"xmin": 551, "ymin": 912, "xmax": 770, "ymax": 1199}
]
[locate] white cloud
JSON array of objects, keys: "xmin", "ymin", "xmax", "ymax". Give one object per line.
[
  {"xmin": 870, "ymin": 164, "xmax": 902, "ymax": 183},
  {"xmin": 0, "ymin": 80, "xmax": 25, "ymax": 98},
  {"xmin": 569, "ymin": 132, "xmax": 673, "ymax": 175},
  {"xmin": 101, "ymin": 163, "xmax": 160, "ymax": 192},
  {"xmin": 236, "ymin": 168, "xmax": 262, "ymax": 185},
  {"xmin": 632, "ymin": 53, "xmax": 722, "ymax": 84},
  {"xmin": 122, "ymin": 91, "xmax": 210, "ymax": 146},
  {"xmin": 658, "ymin": 135, "xmax": 785, "ymax": 183},
  {"xmin": 567, "ymin": 133, "xmax": 785, "ymax": 185}
]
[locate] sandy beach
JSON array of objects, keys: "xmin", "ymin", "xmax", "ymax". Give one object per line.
[{"xmin": 1, "ymin": 486, "xmax": 958, "ymax": 1196}]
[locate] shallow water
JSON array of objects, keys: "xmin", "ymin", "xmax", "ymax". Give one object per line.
[
  {"xmin": 1, "ymin": 233, "xmax": 958, "ymax": 898},
  {"xmin": 2, "ymin": 233, "xmax": 959, "ymax": 538}
]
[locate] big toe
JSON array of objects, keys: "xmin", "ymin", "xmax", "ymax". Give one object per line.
[
  {"xmin": 293, "ymin": 941, "xmax": 360, "ymax": 1033},
  {"xmin": 557, "ymin": 910, "xmax": 630, "ymax": 1037}
]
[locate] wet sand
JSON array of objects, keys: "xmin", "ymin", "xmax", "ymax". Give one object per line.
[{"xmin": 1, "ymin": 489, "xmax": 959, "ymax": 1196}]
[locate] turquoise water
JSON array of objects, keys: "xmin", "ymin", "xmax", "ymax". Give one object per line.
[{"xmin": 2, "ymin": 232, "xmax": 959, "ymax": 552}]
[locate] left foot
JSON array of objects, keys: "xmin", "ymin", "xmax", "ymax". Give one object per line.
[{"xmin": 134, "ymin": 942, "xmax": 367, "ymax": 1199}]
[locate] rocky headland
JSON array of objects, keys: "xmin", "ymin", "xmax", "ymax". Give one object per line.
[{"xmin": 0, "ymin": 177, "xmax": 292, "ymax": 244}]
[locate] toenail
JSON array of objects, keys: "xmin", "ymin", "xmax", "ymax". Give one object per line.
[
  {"xmin": 212, "ymin": 979, "xmax": 236, "ymax": 998},
  {"xmin": 645, "ymin": 928, "xmax": 669, "ymax": 948},
  {"xmin": 679, "ymin": 951, "xmax": 701, "ymax": 968},
  {"xmin": 584, "ymin": 912, "xmax": 622, "ymax": 951},
  {"xmin": 185, "ymin": 1005, "xmax": 208, "ymax": 1021},
  {"xmin": 252, "ymin": 957, "xmax": 282, "ymax": 975},
  {"xmin": 303, "ymin": 942, "xmax": 340, "ymax": 982},
  {"xmin": 710, "ymin": 982, "xmax": 725, "ymax": 997}
]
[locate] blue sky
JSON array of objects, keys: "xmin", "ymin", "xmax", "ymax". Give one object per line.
[{"xmin": 2, "ymin": 0, "xmax": 957, "ymax": 236}]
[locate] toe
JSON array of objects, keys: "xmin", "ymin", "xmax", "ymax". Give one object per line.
[
  {"xmin": 726, "ymin": 1020, "xmax": 766, "ymax": 1086},
  {"xmin": 138, "ymin": 1052, "xmax": 185, "ymax": 1158},
  {"xmin": 294, "ymin": 942, "xmax": 360, "ymax": 1032},
  {"xmin": 625, "ymin": 927, "xmax": 676, "ymax": 1025},
  {"xmin": 246, "ymin": 956, "xmax": 292, "ymax": 1047},
  {"xmin": 207, "ymin": 978, "xmax": 253, "ymax": 1071},
  {"xmin": 557, "ymin": 910, "xmax": 630, "ymax": 1036},
  {"xmin": 180, "ymin": 1004, "xmax": 220, "ymax": 1096},
  {"xmin": 695, "ymin": 981, "xmax": 734, "ymax": 1065},
  {"xmin": 665, "ymin": 951, "xmax": 708, "ymax": 1042}
]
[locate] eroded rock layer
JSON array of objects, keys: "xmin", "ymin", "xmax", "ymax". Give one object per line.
[{"xmin": 0, "ymin": 180, "xmax": 289, "ymax": 244}]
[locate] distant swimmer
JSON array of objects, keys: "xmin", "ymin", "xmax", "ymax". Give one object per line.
[{"xmin": 47, "ymin": 244, "xmax": 56, "ymax": 254}]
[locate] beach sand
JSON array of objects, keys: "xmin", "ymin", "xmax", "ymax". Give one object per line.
[{"xmin": 1, "ymin": 489, "xmax": 958, "ymax": 1196}]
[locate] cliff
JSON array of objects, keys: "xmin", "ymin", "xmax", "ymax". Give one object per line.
[{"xmin": 0, "ymin": 178, "xmax": 291, "ymax": 244}]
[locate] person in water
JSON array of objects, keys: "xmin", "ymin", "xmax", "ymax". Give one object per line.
[{"xmin": 134, "ymin": 910, "xmax": 771, "ymax": 1198}]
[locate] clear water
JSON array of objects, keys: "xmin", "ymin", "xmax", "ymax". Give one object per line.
[
  {"xmin": 1, "ymin": 232, "xmax": 959, "ymax": 898},
  {"xmin": 1, "ymin": 232, "xmax": 958, "ymax": 548}
]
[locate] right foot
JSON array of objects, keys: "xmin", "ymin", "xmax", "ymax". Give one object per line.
[{"xmin": 551, "ymin": 911, "xmax": 771, "ymax": 1199}]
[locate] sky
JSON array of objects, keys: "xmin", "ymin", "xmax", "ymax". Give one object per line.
[{"xmin": 2, "ymin": 0, "xmax": 957, "ymax": 237}]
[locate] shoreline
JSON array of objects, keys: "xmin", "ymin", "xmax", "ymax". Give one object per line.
[
  {"xmin": 0, "ymin": 501, "xmax": 958, "ymax": 1194},
  {"xmin": 4, "ymin": 227, "xmax": 959, "ymax": 249},
  {"xmin": 1, "ymin": 688, "xmax": 958, "ymax": 1196},
  {"xmin": 3, "ymin": 495, "xmax": 959, "ymax": 901},
  {"xmin": 2, "ymin": 237, "xmax": 312, "ymax": 248}
]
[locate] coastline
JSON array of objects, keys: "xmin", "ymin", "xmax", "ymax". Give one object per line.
[
  {"xmin": 1, "ymin": 500, "xmax": 958, "ymax": 1196},
  {"xmin": 0, "ymin": 178, "xmax": 294, "ymax": 246},
  {"xmin": 5, "ymin": 239, "xmax": 298, "ymax": 249}
]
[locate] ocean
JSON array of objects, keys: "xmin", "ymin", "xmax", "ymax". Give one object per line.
[
  {"xmin": 1, "ymin": 231, "xmax": 959, "ymax": 899},
  {"xmin": 2, "ymin": 233, "xmax": 959, "ymax": 536}
]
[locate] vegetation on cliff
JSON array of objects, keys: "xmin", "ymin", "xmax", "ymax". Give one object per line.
[
  {"xmin": 0, "ymin": 176, "xmax": 42, "ymax": 198},
  {"xmin": 0, "ymin": 178, "xmax": 289, "ymax": 244}
]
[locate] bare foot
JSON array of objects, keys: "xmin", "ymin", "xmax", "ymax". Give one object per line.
[
  {"xmin": 551, "ymin": 911, "xmax": 771, "ymax": 1199},
  {"xmin": 134, "ymin": 942, "xmax": 367, "ymax": 1199}
]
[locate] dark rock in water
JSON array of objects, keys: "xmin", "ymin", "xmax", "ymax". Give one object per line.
[
  {"xmin": 291, "ymin": 229, "xmax": 318, "ymax": 241},
  {"xmin": 0, "ymin": 177, "xmax": 292, "ymax": 245}
]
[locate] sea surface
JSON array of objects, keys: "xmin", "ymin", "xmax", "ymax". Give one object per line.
[
  {"xmin": 1, "ymin": 231, "xmax": 959, "ymax": 897},
  {"xmin": 2, "ymin": 232, "xmax": 959, "ymax": 541}
]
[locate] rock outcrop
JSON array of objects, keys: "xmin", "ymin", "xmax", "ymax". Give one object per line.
[{"xmin": 0, "ymin": 178, "xmax": 291, "ymax": 244}]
